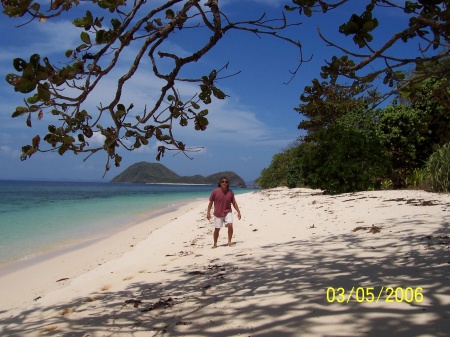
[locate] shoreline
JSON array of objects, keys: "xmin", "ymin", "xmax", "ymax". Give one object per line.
[
  {"xmin": 1, "ymin": 187, "xmax": 449, "ymax": 336},
  {"xmin": 0, "ymin": 196, "xmax": 204, "ymax": 274},
  {"xmin": 0, "ymin": 198, "xmax": 206, "ymax": 309}
]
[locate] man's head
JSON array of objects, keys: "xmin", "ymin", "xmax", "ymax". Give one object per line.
[{"xmin": 217, "ymin": 176, "xmax": 229, "ymax": 188}]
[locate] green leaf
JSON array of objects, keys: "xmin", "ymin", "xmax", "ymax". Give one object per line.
[
  {"xmin": 30, "ymin": 54, "xmax": 41, "ymax": 68},
  {"xmin": 95, "ymin": 30, "xmax": 106, "ymax": 44},
  {"xmin": 13, "ymin": 58, "xmax": 27, "ymax": 72},
  {"xmin": 166, "ymin": 9, "xmax": 175, "ymax": 19},
  {"xmin": 209, "ymin": 70, "xmax": 217, "ymax": 81},
  {"xmin": 86, "ymin": 10, "xmax": 93, "ymax": 25},
  {"xmin": 73, "ymin": 17, "xmax": 88, "ymax": 28},
  {"xmin": 37, "ymin": 85, "xmax": 51, "ymax": 102},
  {"xmin": 83, "ymin": 127, "xmax": 93, "ymax": 138},
  {"xmin": 180, "ymin": 118, "xmax": 188, "ymax": 126},
  {"xmin": 80, "ymin": 32, "xmax": 91, "ymax": 45},
  {"xmin": 76, "ymin": 44, "xmax": 89, "ymax": 52},
  {"xmin": 27, "ymin": 95, "xmax": 39, "ymax": 104},
  {"xmin": 111, "ymin": 18, "xmax": 121, "ymax": 30},
  {"xmin": 30, "ymin": 2, "xmax": 40, "ymax": 12},
  {"xmin": 58, "ymin": 145, "xmax": 68, "ymax": 156},
  {"xmin": 134, "ymin": 138, "xmax": 141, "ymax": 148},
  {"xmin": 362, "ymin": 20, "xmax": 375, "ymax": 32},
  {"xmin": 304, "ymin": 7, "xmax": 312, "ymax": 17},
  {"xmin": 5, "ymin": 74, "xmax": 21, "ymax": 86},
  {"xmin": 212, "ymin": 87, "xmax": 227, "ymax": 99},
  {"xmin": 115, "ymin": 110, "xmax": 126, "ymax": 119},
  {"xmin": 11, "ymin": 106, "xmax": 29, "ymax": 118}
]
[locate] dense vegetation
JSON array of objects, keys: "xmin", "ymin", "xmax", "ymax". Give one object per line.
[
  {"xmin": 111, "ymin": 162, "xmax": 246, "ymax": 186},
  {"xmin": 256, "ymin": 75, "xmax": 450, "ymax": 194}
]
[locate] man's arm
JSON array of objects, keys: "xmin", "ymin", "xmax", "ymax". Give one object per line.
[
  {"xmin": 232, "ymin": 200, "xmax": 241, "ymax": 220},
  {"xmin": 207, "ymin": 200, "xmax": 213, "ymax": 220}
]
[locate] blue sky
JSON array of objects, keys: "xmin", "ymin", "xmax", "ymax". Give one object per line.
[{"xmin": 0, "ymin": 0, "xmax": 415, "ymax": 183}]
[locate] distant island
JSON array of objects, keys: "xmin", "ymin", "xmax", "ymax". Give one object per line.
[{"xmin": 111, "ymin": 162, "xmax": 246, "ymax": 187}]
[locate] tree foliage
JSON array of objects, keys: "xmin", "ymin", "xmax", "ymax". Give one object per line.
[
  {"xmin": 403, "ymin": 77, "xmax": 450, "ymax": 147},
  {"xmin": 425, "ymin": 142, "xmax": 450, "ymax": 193},
  {"xmin": 376, "ymin": 103, "xmax": 430, "ymax": 187},
  {"xmin": 2, "ymin": 0, "xmax": 304, "ymax": 173},
  {"xmin": 3, "ymin": 0, "xmax": 450, "ymax": 174},
  {"xmin": 301, "ymin": 109, "xmax": 390, "ymax": 194},
  {"xmin": 287, "ymin": 0, "xmax": 450, "ymax": 99},
  {"xmin": 296, "ymin": 81, "xmax": 375, "ymax": 141},
  {"xmin": 255, "ymin": 142, "xmax": 311, "ymax": 189}
]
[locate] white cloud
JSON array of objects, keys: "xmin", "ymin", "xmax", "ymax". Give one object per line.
[{"xmin": 0, "ymin": 145, "xmax": 21, "ymax": 158}]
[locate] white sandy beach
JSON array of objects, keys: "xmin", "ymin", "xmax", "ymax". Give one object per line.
[{"xmin": 0, "ymin": 187, "xmax": 449, "ymax": 337}]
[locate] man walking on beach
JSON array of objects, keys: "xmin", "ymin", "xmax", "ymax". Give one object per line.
[{"xmin": 206, "ymin": 176, "xmax": 241, "ymax": 248}]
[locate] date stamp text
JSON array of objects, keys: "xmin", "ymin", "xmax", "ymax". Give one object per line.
[{"xmin": 326, "ymin": 286, "xmax": 423, "ymax": 303}]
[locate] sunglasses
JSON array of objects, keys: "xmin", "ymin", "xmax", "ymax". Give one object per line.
[{"xmin": 220, "ymin": 181, "xmax": 228, "ymax": 183}]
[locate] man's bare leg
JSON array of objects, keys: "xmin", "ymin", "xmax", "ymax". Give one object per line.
[
  {"xmin": 227, "ymin": 224, "xmax": 233, "ymax": 246},
  {"xmin": 213, "ymin": 228, "xmax": 220, "ymax": 248}
]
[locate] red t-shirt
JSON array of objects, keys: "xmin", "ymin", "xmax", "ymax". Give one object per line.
[{"xmin": 209, "ymin": 188, "xmax": 235, "ymax": 217}]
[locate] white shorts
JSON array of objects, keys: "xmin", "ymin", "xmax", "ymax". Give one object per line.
[{"xmin": 214, "ymin": 213, "xmax": 233, "ymax": 228}]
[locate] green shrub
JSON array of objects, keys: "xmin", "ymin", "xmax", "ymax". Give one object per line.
[
  {"xmin": 381, "ymin": 179, "xmax": 393, "ymax": 190},
  {"xmin": 301, "ymin": 124, "xmax": 391, "ymax": 194},
  {"xmin": 405, "ymin": 168, "xmax": 429, "ymax": 189},
  {"xmin": 425, "ymin": 143, "xmax": 450, "ymax": 193},
  {"xmin": 256, "ymin": 142, "xmax": 311, "ymax": 188}
]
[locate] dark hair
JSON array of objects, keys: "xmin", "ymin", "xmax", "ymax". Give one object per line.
[{"xmin": 217, "ymin": 176, "xmax": 229, "ymax": 187}]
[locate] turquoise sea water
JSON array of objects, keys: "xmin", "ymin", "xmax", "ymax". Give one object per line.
[{"xmin": 0, "ymin": 180, "xmax": 249, "ymax": 269}]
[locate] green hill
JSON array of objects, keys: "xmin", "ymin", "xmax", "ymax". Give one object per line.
[{"xmin": 111, "ymin": 162, "xmax": 246, "ymax": 186}]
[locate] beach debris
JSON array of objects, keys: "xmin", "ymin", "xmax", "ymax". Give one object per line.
[
  {"xmin": 420, "ymin": 235, "xmax": 449, "ymax": 242},
  {"xmin": 309, "ymin": 224, "xmax": 315, "ymax": 228},
  {"xmin": 188, "ymin": 270, "xmax": 205, "ymax": 275},
  {"xmin": 33, "ymin": 296, "xmax": 41, "ymax": 301},
  {"xmin": 384, "ymin": 198, "xmax": 442, "ymax": 206},
  {"xmin": 368, "ymin": 225, "xmax": 381, "ymax": 234},
  {"xmin": 124, "ymin": 299, "xmax": 142, "ymax": 308},
  {"xmin": 207, "ymin": 264, "xmax": 225, "ymax": 270},
  {"xmin": 39, "ymin": 326, "xmax": 58, "ymax": 334},
  {"xmin": 61, "ymin": 307, "xmax": 74, "ymax": 316},
  {"xmin": 84, "ymin": 295, "xmax": 101, "ymax": 303},
  {"xmin": 352, "ymin": 225, "xmax": 382, "ymax": 234},
  {"xmin": 176, "ymin": 320, "xmax": 192, "ymax": 325},
  {"xmin": 100, "ymin": 284, "xmax": 111, "ymax": 291},
  {"xmin": 141, "ymin": 297, "xmax": 174, "ymax": 312},
  {"xmin": 56, "ymin": 278, "xmax": 69, "ymax": 282}
]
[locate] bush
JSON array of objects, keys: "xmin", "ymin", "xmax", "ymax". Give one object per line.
[
  {"xmin": 301, "ymin": 124, "xmax": 391, "ymax": 194},
  {"xmin": 377, "ymin": 104, "xmax": 429, "ymax": 188},
  {"xmin": 425, "ymin": 143, "xmax": 450, "ymax": 193},
  {"xmin": 404, "ymin": 168, "xmax": 429, "ymax": 189},
  {"xmin": 256, "ymin": 142, "xmax": 312, "ymax": 188}
]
